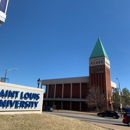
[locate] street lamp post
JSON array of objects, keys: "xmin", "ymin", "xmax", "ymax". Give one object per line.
[
  {"xmin": 116, "ymin": 78, "xmax": 122, "ymax": 114},
  {"xmin": 37, "ymin": 78, "xmax": 40, "ymax": 88},
  {"xmin": 4, "ymin": 68, "xmax": 18, "ymax": 82}
]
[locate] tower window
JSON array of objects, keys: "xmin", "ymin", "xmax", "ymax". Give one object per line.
[
  {"xmin": 101, "ymin": 61, "xmax": 103, "ymax": 63},
  {"xmin": 91, "ymin": 68, "xmax": 93, "ymax": 73},
  {"xmin": 96, "ymin": 61, "xmax": 98, "ymax": 64},
  {"xmin": 91, "ymin": 62, "xmax": 93, "ymax": 65},
  {"xmin": 99, "ymin": 68, "xmax": 101, "ymax": 73},
  {"xmin": 101, "ymin": 68, "xmax": 104, "ymax": 73},
  {"xmin": 50, "ymin": 85, "xmax": 55, "ymax": 98},
  {"xmin": 99, "ymin": 61, "xmax": 100, "ymax": 64},
  {"xmin": 93, "ymin": 68, "xmax": 95, "ymax": 73}
]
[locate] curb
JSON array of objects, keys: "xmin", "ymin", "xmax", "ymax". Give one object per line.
[
  {"xmin": 94, "ymin": 123, "xmax": 115, "ymax": 130},
  {"xmin": 53, "ymin": 110, "xmax": 97, "ymax": 116}
]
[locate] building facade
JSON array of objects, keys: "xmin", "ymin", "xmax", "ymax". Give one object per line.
[{"xmin": 41, "ymin": 38, "xmax": 116, "ymax": 111}]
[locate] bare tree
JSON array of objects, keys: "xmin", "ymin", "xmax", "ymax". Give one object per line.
[{"xmin": 86, "ymin": 86, "xmax": 105, "ymax": 111}]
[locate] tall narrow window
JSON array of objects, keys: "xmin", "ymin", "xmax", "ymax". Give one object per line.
[
  {"xmin": 50, "ymin": 85, "xmax": 55, "ymax": 98},
  {"xmin": 99, "ymin": 68, "xmax": 101, "ymax": 73},
  {"xmin": 93, "ymin": 68, "xmax": 95, "ymax": 73},
  {"xmin": 96, "ymin": 68, "xmax": 98, "ymax": 73},
  {"xmin": 101, "ymin": 68, "xmax": 104, "ymax": 73},
  {"xmin": 91, "ymin": 68, "xmax": 93, "ymax": 73}
]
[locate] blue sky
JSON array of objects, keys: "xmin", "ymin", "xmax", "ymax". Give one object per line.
[{"xmin": 0, "ymin": 0, "xmax": 130, "ymax": 91}]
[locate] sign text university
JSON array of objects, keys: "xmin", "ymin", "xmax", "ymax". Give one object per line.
[{"xmin": 0, "ymin": 89, "xmax": 40, "ymax": 108}]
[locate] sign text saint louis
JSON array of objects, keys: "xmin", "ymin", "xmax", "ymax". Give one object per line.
[{"xmin": 0, "ymin": 89, "xmax": 40, "ymax": 108}]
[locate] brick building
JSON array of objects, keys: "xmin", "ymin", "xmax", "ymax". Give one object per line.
[{"xmin": 41, "ymin": 38, "xmax": 116, "ymax": 111}]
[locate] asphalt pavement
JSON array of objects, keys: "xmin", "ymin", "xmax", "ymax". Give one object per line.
[{"xmin": 50, "ymin": 110, "xmax": 130, "ymax": 130}]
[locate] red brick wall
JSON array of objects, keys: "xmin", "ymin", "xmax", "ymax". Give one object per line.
[
  {"xmin": 81, "ymin": 83, "xmax": 87, "ymax": 98},
  {"xmin": 55, "ymin": 84, "xmax": 62, "ymax": 98},
  {"xmin": 105, "ymin": 66, "xmax": 112, "ymax": 109},
  {"xmin": 48, "ymin": 85, "xmax": 55, "ymax": 98},
  {"xmin": 89, "ymin": 65, "xmax": 112, "ymax": 110},
  {"xmin": 72, "ymin": 83, "xmax": 80, "ymax": 98},
  {"xmin": 63, "ymin": 84, "xmax": 70, "ymax": 98},
  {"xmin": 89, "ymin": 66, "xmax": 105, "ymax": 87}
]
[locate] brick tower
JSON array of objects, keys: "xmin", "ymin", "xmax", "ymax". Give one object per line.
[{"xmin": 89, "ymin": 38, "xmax": 112, "ymax": 110}]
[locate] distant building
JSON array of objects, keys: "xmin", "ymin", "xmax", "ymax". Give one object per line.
[
  {"xmin": 0, "ymin": 0, "xmax": 9, "ymax": 24},
  {"xmin": 41, "ymin": 38, "xmax": 116, "ymax": 111}
]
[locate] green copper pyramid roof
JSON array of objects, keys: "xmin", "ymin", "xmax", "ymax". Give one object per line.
[{"xmin": 90, "ymin": 38, "xmax": 109, "ymax": 59}]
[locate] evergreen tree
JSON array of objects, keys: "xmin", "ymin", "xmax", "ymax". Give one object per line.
[{"xmin": 122, "ymin": 88, "xmax": 130, "ymax": 108}]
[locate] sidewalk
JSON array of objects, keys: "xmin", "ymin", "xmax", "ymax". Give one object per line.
[
  {"xmin": 94, "ymin": 122, "xmax": 129, "ymax": 130},
  {"xmin": 54, "ymin": 109, "xmax": 97, "ymax": 116}
]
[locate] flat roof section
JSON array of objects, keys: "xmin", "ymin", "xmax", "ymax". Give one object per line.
[
  {"xmin": 111, "ymin": 81, "xmax": 116, "ymax": 88},
  {"xmin": 42, "ymin": 76, "xmax": 89, "ymax": 85},
  {"xmin": 42, "ymin": 76, "xmax": 116, "ymax": 89}
]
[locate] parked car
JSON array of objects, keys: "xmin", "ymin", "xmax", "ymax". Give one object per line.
[
  {"xmin": 122, "ymin": 113, "xmax": 130, "ymax": 126},
  {"xmin": 97, "ymin": 110, "xmax": 120, "ymax": 119},
  {"xmin": 42, "ymin": 106, "xmax": 53, "ymax": 112}
]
